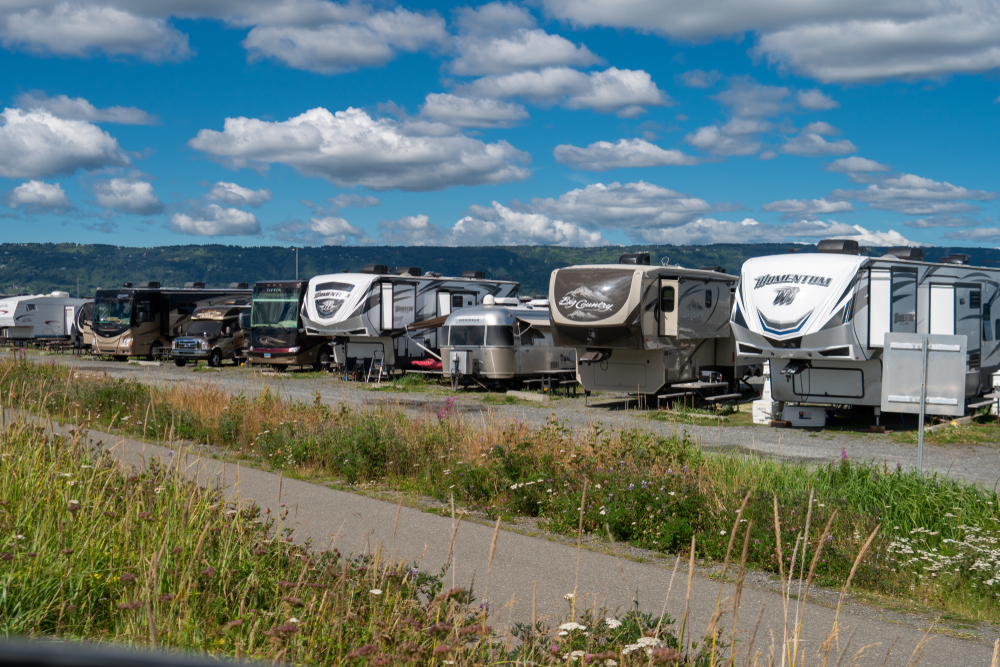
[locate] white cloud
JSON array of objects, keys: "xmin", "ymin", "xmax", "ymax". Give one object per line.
[
  {"xmin": 527, "ymin": 181, "xmax": 714, "ymax": 230},
  {"xmin": 685, "ymin": 125, "xmax": 761, "ymax": 156},
  {"xmin": 328, "ymin": 193, "xmax": 380, "ymax": 210},
  {"xmin": 542, "ymin": 0, "xmax": 1000, "ymax": 83},
  {"xmin": 450, "ymin": 202, "xmax": 607, "ymax": 246},
  {"xmin": 680, "ymin": 69, "xmax": 721, "ymax": 88},
  {"xmin": 420, "ymin": 94, "xmax": 528, "ymax": 128},
  {"xmin": 460, "ymin": 66, "xmax": 670, "ymax": 117},
  {"xmin": 379, "ymin": 214, "xmax": 445, "ymax": 245},
  {"xmin": 633, "ymin": 216, "xmax": 921, "ymax": 246},
  {"xmin": 905, "ymin": 214, "xmax": 978, "ymax": 228},
  {"xmin": 188, "ymin": 106, "xmax": 531, "ymax": 192},
  {"xmin": 4, "ymin": 180, "xmax": 71, "ymax": 212},
  {"xmin": 780, "ymin": 131, "xmax": 857, "ymax": 157},
  {"xmin": 553, "ymin": 138, "xmax": 699, "ymax": 171},
  {"xmin": 826, "ymin": 156, "xmax": 891, "ymax": 173},
  {"xmin": 720, "ymin": 118, "xmax": 772, "ymax": 135},
  {"xmin": 797, "ymin": 89, "xmax": 838, "ymax": 110},
  {"xmin": 242, "ymin": 6, "xmax": 446, "ymax": 74},
  {"xmin": 714, "ymin": 78, "xmax": 791, "ymax": 117},
  {"xmin": 801, "ymin": 121, "xmax": 839, "ymax": 135},
  {"xmin": 830, "ymin": 172, "xmax": 997, "ymax": 216},
  {"xmin": 761, "ymin": 197, "xmax": 854, "ymax": 220},
  {"xmin": 93, "ymin": 177, "xmax": 163, "ymax": 214},
  {"xmin": 781, "ymin": 220, "xmax": 923, "ymax": 247},
  {"xmin": 15, "ymin": 92, "xmax": 157, "ymax": 125},
  {"xmin": 0, "ymin": 3, "xmax": 190, "ymax": 62},
  {"xmin": 169, "ymin": 204, "xmax": 260, "ymax": 236},
  {"xmin": 944, "ymin": 227, "xmax": 1000, "ymax": 242},
  {"xmin": 275, "ymin": 215, "xmax": 374, "ymax": 245},
  {"xmin": 208, "ymin": 181, "xmax": 273, "ymax": 207},
  {"xmin": 0, "ymin": 108, "xmax": 130, "ymax": 179},
  {"xmin": 450, "ymin": 2, "xmax": 601, "ymax": 76}
]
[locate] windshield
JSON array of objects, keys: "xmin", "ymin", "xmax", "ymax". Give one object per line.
[
  {"xmin": 94, "ymin": 291, "xmax": 133, "ymax": 327},
  {"xmin": 185, "ymin": 320, "xmax": 224, "ymax": 336},
  {"xmin": 252, "ymin": 286, "xmax": 301, "ymax": 329},
  {"xmin": 449, "ymin": 325, "xmax": 485, "ymax": 346}
]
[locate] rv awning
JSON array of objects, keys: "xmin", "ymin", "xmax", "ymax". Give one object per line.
[
  {"xmin": 405, "ymin": 315, "xmax": 449, "ymax": 332},
  {"xmin": 514, "ymin": 311, "xmax": 552, "ymax": 329}
]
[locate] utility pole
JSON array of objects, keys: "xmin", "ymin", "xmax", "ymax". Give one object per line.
[{"xmin": 295, "ymin": 248, "xmax": 299, "ymax": 280}]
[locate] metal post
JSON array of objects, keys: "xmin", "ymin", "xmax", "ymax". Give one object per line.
[
  {"xmin": 295, "ymin": 248, "xmax": 299, "ymax": 279},
  {"xmin": 917, "ymin": 337, "xmax": 928, "ymax": 475}
]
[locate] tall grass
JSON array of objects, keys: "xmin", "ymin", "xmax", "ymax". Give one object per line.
[{"xmin": 4, "ymin": 356, "xmax": 1000, "ymax": 625}]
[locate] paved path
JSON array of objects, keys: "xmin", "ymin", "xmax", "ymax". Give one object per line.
[{"xmin": 21, "ymin": 409, "xmax": 998, "ymax": 666}]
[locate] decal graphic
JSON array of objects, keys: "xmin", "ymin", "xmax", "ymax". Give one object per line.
[
  {"xmin": 773, "ymin": 287, "xmax": 800, "ymax": 306},
  {"xmin": 754, "ymin": 274, "xmax": 831, "ymax": 289},
  {"xmin": 315, "ymin": 282, "xmax": 354, "ymax": 319},
  {"xmin": 256, "ymin": 335, "xmax": 287, "ymax": 347},
  {"xmin": 553, "ymin": 269, "xmax": 633, "ymax": 322}
]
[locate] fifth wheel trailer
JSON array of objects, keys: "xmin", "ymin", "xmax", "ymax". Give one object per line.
[
  {"xmin": 0, "ymin": 292, "xmax": 90, "ymax": 342},
  {"xmin": 731, "ymin": 240, "xmax": 1000, "ymax": 412}
]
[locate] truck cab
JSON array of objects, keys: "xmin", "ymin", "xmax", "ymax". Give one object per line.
[{"xmin": 171, "ymin": 303, "xmax": 247, "ymax": 367}]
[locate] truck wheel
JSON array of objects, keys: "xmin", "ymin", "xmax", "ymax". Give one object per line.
[
  {"xmin": 314, "ymin": 347, "xmax": 331, "ymax": 371},
  {"xmin": 208, "ymin": 349, "xmax": 223, "ymax": 368},
  {"xmin": 148, "ymin": 342, "xmax": 162, "ymax": 361},
  {"xmin": 271, "ymin": 364, "xmax": 286, "ymax": 373},
  {"xmin": 114, "ymin": 355, "xmax": 128, "ymax": 362},
  {"xmin": 174, "ymin": 359, "xmax": 188, "ymax": 367}
]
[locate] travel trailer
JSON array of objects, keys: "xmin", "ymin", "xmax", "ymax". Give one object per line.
[
  {"xmin": 0, "ymin": 292, "xmax": 91, "ymax": 342},
  {"xmin": 247, "ymin": 280, "xmax": 332, "ymax": 370},
  {"xmin": 92, "ymin": 282, "xmax": 251, "ymax": 360},
  {"xmin": 549, "ymin": 254, "xmax": 740, "ymax": 395},
  {"xmin": 171, "ymin": 300, "xmax": 249, "ymax": 367},
  {"xmin": 414, "ymin": 296, "xmax": 575, "ymax": 385},
  {"xmin": 731, "ymin": 240, "xmax": 1000, "ymax": 412},
  {"xmin": 300, "ymin": 266, "xmax": 519, "ymax": 371}
]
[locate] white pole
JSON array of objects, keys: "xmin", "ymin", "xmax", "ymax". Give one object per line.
[
  {"xmin": 917, "ymin": 337, "xmax": 928, "ymax": 475},
  {"xmin": 295, "ymin": 248, "xmax": 299, "ymax": 279}
]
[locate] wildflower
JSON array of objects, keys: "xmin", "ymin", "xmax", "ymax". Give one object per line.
[
  {"xmin": 370, "ymin": 589, "xmax": 382, "ymax": 595},
  {"xmin": 563, "ymin": 592, "xmax": 575, "ymax": 601},
  {"xmin": 558, "ymin": 622, "xmax": 586, "ymax": 632},
  {"xmin": 604, "ymin": 617, "xmax": 622, "ymax": 629},
  {"xmin": 720, "ymin": 530, "xmax": 727, "ymax": 536},
  {"xmin": 563, "ymin": 650, "xmax": 586, "ymax": 661},
  {"xmin": 288, "ymin": 617, "xmax": 300, "ymax": 624}
]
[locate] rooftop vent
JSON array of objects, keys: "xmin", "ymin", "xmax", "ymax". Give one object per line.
[
  {"xmin": 887, "ymin": 247, "xmax": 923, "ymax": 261},
  {"xmin": 228, "ymin": 282, "xmax": 249, "ymax": 289},
  {"xmin": 619, "ymin": 252, "xmax": 650, "ymax": 265},
  {"xmin": 122, "ymin": 282, "xmax": 133, "ymax": 288},
  {"xmin": 700, "ymin": 265, "xmax": 726, "ymax": 273},
  {"xmin": 395, "ymin": 266, "xmax": 421, "ymax": 277},
  {"xmin": 817, "ymin": 239, "xmax": 860, "ymax": 255},
  {"xmin": 138, "ymin": 281, "xmax": 160, "ymax": 289},
  {"xmin": 423, "ymin": 271, "xmax": 442, "ymax": 277},
  {"xmin": 940, "ymin": 254, "xmax": 970, "ymax": 266},
  {"xmin": 360, "ymin": 264, "xmax": 389, "ymax": 275},
  {"xmin": 184, "ymin": 281, "xmax": 206, "ymax": 289},
  {"xmin": 462, "ymin": 270, "xmax": 486, "ymax": 280}
]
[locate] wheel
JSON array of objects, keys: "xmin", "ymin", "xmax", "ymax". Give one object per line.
[
  {"xmin": 147, "ymin": 342, "xmax": 162, "ymax": 361},
  {"xmin": 174, "ymin": 359, "xmax": 188, "ymax": 367},
  {"xmin": 208, "ymin": 349, "xmax": 223, "ymax": 368},
  {"xmin": 313, "ymin": 347, "xmax": 331, "ymax": 371},
  {"xmin": 114, "ymin": 355, "xmax": 128, "ymax": 362},
  {"xmin": 271, "ymin": 364, "xmax": 286, "ymax": 373}
]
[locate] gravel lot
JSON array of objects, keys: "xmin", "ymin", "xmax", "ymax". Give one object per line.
[{"xmin": 28, "ymin": 351, "xmax": 1000, "ymax": 488}]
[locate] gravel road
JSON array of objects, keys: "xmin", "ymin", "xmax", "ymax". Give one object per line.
[{"xmin": 29, "ymin": 351, "xmax": 1000, "ymax": 489}]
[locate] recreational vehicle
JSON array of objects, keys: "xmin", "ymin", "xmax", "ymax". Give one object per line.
[
  {"xmin": 247, "ymin": 280, "xmax": 331, "ymax": 370},
  {"xmin": 171, "ymin": 300, "xmax": 249, "ymax": 367},
  {"xmin": 732, "ymin": 240, "xmax": 1000, "ymax": 411},
  {"xmin": 549, "ymin": 254, "xmax": 740, "ymax": 396},
  {"xmin": 413, "ymin": 296, "xmax": 575, "ymax": 385},
  {"xmin": 300, "ymin": 266, "xmax": 519, "ymax": 371},
  {"xmin": 0, "ymin": 292, "xmax": 91, "ymax": 343},
  {"xmin": 92, "ymin": 282, "xmax": 251, "ymax": 360},
  {"xmin": 73, "ymin": 301, "xmax": 94, "ymax": 350}
]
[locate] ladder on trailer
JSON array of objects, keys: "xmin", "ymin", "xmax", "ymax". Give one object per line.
[{"xmin": 367, "ymin": 350, "xmax": 385, "ymax": 384}]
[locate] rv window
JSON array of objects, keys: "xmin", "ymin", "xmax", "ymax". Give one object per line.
[
  {"xmin": 486, "ymin": 326, "xmax": 514, "ymax": 347},
  {"xmin": 440, "ymin": 326, "xmax": 450, "ymax": 344},
  {"xmin": 660, "ymin": 286, "xmax": 675, "ymax": 313},
  {"xmin": 705, "ymin": 290, "xmax": 712, "ymax": 308},
  {"xmin": 995, "ymin": 320, "xmax": 1000, "ymax": 342},
  {"xmin": 25, "ymin": 304, "xmax": 36, "ymax": 312},
  {"xmin": 518, "ymin": 328, "xmax": 544, "ymax": 346},
  {"xmin": 449, "ymin": 325, "xmax": 485, "ymax": 346},
  {"xmin": 984, "ymin": 302, "xmax": 993, "ymax": 342},
  {"xmin": 452, "ymin": 294, "xmax": 464, "ymax": 309}
]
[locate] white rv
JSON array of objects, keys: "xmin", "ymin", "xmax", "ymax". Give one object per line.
[
  {"xmin": 300, "ymin": 265, "xmax": 519, "ymax": 371},
  {"xmin": 548, "ymin": 254, "xmax": 740, "ymax": 395},
  {"xmin": 0, "ymin": 292, "xmax": 91, "ymax": 342},
  {"xmin": 732, "ymin": 240, "xmax": 1000, "ymax": 410}
]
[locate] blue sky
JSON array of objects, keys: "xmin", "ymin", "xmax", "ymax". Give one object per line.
[{"xmin": 1, "ymin": 0, "xmax": 999, "ymax": 249}]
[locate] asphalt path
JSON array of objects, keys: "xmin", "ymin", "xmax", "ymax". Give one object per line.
[{"xmin": 16, "ymin": 407, "xmax": 999, "ymax": 666}]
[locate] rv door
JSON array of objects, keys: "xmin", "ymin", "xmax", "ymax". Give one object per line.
[
  {"xmin": 64, "ymin": 306, "xmax": 75, "ymax": 335},
  {"xmin": 956, "ymin": 284, "xmax": 982, "ymax": 369},
  {"xmin": 929, "ymin": 285, "xmax": 955, "ymax": 335},
  {"xmin": 381, "ymin": 283, "xmax": 393, "ymax": 330},
  {"xmin": 659, "ymin": 279, "xmax": 678, "ymax": 337},
  {"xmin": 437, "ymin": 292, "xmax": 451, "ymax": 317}
]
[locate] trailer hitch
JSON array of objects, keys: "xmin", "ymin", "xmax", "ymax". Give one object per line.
[{"xmin": 780, "ymin": 359, "xmax": 811, "ymax": 377}]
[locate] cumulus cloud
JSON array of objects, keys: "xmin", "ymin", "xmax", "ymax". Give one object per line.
[
  {"xmin": 3, "ymin": 180, "xmax": 71, "ymax": 212},
  {"xmin": 542, "ymin": 0, "xmax": 1000, "ymax": 83},
  {"xmin": 553, "ymin": 138, "xmax": 699, "ymax": 171},
  {"xmin": 797, "ymin": 89, "xmax": 838, "ymax": 110},
  {"xmin": 450, "ymin": 202, "xmax": 607, "ymax": 246},
  {"xmin": 188, "ymin": 106, "xmax": 531, "ymax": 192},
  {"xmin": 830, "ymin": 172, "xmax": 997, "ymax": 216},
  {"xmin": 636, "ymin": 217, "xmax": 919, "ymax": 246},
  {"xmin": 905, "ymin": 214, "xmax": 979, "ymax": 229},
  {"xmin": 714, "ymin": 78, "xmax": 791, "ymax": 117},
  {"xmin": 680, "ymin": 69, "xmax": 721, "ymax": 88},
  {"xmin": 459, "ymin": 66, "xmax": 670, "ymax": 117},
  {"xmin": 780, "ymin": 130, "xmax": 857, "ymax": 157},
  {"xmin": 15, "ymin": 92, "xmax": 157, "ymax": 125},
  {"xmin": 450, "ymin": 2, "xmax": 601, "ymax": 76},
  {"xmin": 761, "ymin": 197, "xmax": 854, "ymax": 220},
  {"xmin": 92, "ymin": 177, "xmax": 163, "ymax": 214},
  {"xmin": 378, "ymin": 214, "xmax": 446, "ymax": 246},
  {"xmin": 274, "ymin": 216, "xmax": 373, "ymax": 245},
  {"xmin": 943, "ymin": 227, "xmax": 1000, "ymax": 242},
  {"xmin": 169, "ymin": 204, "xmax": 260, "ymax": 236},
  {"xmin": 0, "ymin": 108, "xmax": 130, "ymax": 179},
  {"xmin": 685, "ymin": 125, "xmax": 761, "ymax": 156},
  {"xmin": 420, "ymin": 94, "xmax": 528, "ymax": 128},
  {"xmin": 826, "ymin": 156, "xmax": 890, "ymax": 173},
  {"xmin": 208, "ymin": 181, "xmax": 273, "ymax": 207}
]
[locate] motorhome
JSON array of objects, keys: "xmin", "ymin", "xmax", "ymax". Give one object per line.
[
  {"xmin": 73, "ymin": 301, "xmax": 94, "ymax": 350},
  {"xmin": 300, "ymin": 265, "xmax": 519, "ymax": 371},
  {"xmin": 247, "ymin": 280, "xmax": 332, "ymax": 370},
  {"xmin": 92, "ymin": 282, "xmax": 251, "ymax": 360},
  {"xmin": 171, "ymin": 300, "xmax": 250, "ymax": 367},
  {"xmin": 549, "ymin": 254, "xmax": 740, "ymax": 396},
  {"xmin": 731, "ymin": 240, "xmax": 1000, "ymax": 411},
  {"xmin": 414, "ymin": 296, "xmax": 575, "ymax": 385},
  {"xmin": 0, "ymin": 292, "xmax": 91, "ymax": 343}
]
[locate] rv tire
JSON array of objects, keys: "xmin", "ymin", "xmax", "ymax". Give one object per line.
[
  {"xmin": 174, "ymin": 359, "xmax": 188, "ymax": 367},
  {"xmin": 147, "ymin": 342, "xmax": 162, "ymax": 361},
  {"xmin": 114, "ymin": 355, "xmax": 128, "ymax": 362},
  {"xmin": 208, "ymin": 349, "xmax": 223, "ymax": 368},
  {"xmin": 271, "ymin": 364, "xmax": 286, "ymax": 373},
  {"xmin": 314, "ymin": 347, "xmax": 331, "ymax": 371}
]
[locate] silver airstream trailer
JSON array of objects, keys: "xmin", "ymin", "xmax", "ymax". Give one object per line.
[{"xmin": 433, "ymin": 297, "xmax": 576, "ymax": 386}]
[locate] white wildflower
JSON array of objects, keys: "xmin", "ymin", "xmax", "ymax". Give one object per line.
[
  {"xmin": 604, "ymin": 617, "xmax": 622, "ymax": 629},
  {"xmin": 370, "ymin": 589, "xmax": 382, "ymax": 595},
  {"xmin": 558, "ymin": 622, "xmax": 586, "ymax": 632}
]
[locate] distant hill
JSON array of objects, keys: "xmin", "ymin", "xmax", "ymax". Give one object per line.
[{"xmin": 2, "ymin": 242, "xmax": 997, "ymax": 298}]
